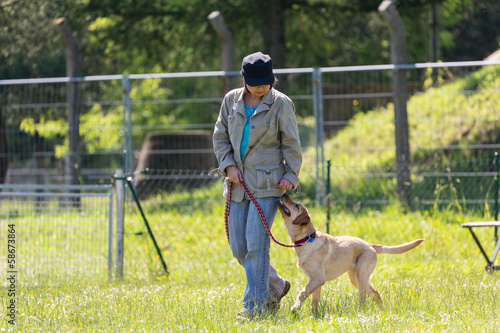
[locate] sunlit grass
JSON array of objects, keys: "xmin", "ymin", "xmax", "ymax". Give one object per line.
[
  {"xmin": 3, "ymin": 66, "xmax": 500, "ymax": 331},
  {"xmin": 3, "ymin": 201, "xmax": 500, "ymax": 331}
]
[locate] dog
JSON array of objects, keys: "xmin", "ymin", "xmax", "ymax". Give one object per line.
[{"xmin": 276, "ymin": 193, "xmax": 424, "ymax": 312}]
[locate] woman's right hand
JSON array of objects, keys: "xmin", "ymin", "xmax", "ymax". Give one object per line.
[{"xmin": 226, "ymin": 165, "xmax": 243, "ymax": 185}]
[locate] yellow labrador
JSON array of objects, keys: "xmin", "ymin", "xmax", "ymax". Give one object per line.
[{"xmin": 277, "ymin": 193, "xmax": 424, "ymax": 312}]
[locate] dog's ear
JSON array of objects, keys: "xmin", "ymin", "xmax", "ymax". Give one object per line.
[{"xmin": 293, "ymin": 212, "xmax": 311, "ymax": 226}]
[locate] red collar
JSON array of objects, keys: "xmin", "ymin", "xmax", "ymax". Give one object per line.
[{"xmin": 294, "ymin": 232, "xmax": 316, "ymax": 246}]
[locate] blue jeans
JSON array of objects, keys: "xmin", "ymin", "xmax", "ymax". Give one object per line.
[{"xmin": 228, "ymin": 197, "xmax": 287, "ymax": 314}]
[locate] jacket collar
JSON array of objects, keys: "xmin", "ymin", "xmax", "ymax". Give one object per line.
[
  {"xmin": 259, "ymin": 88, "xmax": 275, "ymax": 111},
  {"xmin": 233, "ymin": 87, "xmax": 275, "ymax": 116}
]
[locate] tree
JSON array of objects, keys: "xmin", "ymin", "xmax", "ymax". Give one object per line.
[
  {"xmin": 440, "ymin": 0, "xmax": 500, "ymax": 61},
  {"xmin": 2, "ymin": 0, "xmax": 499, "ymax": 80},
  {"xmin": 0, "ymin": 0, "xmax": 86, "ymax": 79}
]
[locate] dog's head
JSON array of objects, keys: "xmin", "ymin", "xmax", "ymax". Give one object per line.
[{"xmin": 277, "ymin": 193, "xmax": 311, "ymax": 228}]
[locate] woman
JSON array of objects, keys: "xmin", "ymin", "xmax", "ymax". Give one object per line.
[{"xmin": 213, "ymin": 51, "xmax": 302, "ymax": 319}]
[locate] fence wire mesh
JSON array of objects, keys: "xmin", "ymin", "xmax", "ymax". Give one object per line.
[
  {"xmin": 0, "ymin": 79, "xmax": 124, "ymax": 185},
  {"xmin": 2, "ymin": 63, "xmax": 500, "ymax": 280},
  {"xmin": 2, "ymin": 63, "xmax": 499, "ymax": 210},
  {"xmin": 122, "ymin": 169, "xmax": 232, "ymax": 279},
  {"xmin": 327, "ymin": 149, "xmax": 499, "ymax": 209},
  {"xmin": 0, "ymin": 184, "xmax": 113, "ymax": 285}
]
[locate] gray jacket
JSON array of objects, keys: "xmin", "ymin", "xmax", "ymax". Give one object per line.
[{"xmin": 213, "ymin": 87, "xmax": 302, "ymax": 202}]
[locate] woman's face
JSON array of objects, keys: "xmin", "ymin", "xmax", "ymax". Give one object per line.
[{"xmin": 246, "ymin": 84, "xmax": 271, "ymax": 98}]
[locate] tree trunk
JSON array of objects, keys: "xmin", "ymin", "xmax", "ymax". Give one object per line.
[
  {"xmin": 208, "ymin": 11, "xmax": 235, "ymax": 93},
  {"xmin": 54, "ymin": 18, "xmax": 81, "ymax": 189},
  {"xmin": 379, "ymin": 0, "xmax": 412, "ymax": 209},
  {"xmin": 263, "ymin": 0, "xmax": 287, "ymax": 93}
]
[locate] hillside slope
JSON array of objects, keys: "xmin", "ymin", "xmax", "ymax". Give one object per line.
[{"xmin": 308, "ymin": 65, "xmax": 500, "ymax": 207}]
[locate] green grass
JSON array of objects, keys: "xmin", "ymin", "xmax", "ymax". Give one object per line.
[{"xmin": 3, "ymin": 202, "xmax": 500, "ymax": 332}]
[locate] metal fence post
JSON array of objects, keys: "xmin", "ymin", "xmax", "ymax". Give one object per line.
[
  {"xmin": 115, "ymin": 169, "xmax": 125, "ymax": 278},
  {"xmin": 108, "ymin": 186, "xmax": 114, "ymax": 279},
  {"xmin": 326, "ymin": 158, "xmax": 331, "ymax": 234},
  {"xmin": 494, "ymin": 152, "xmax": 499, "ymax": 241},
  {"xmin": 125, "ymin": 176, "xmax": 169, "ymax": 275},
  {"xmin": 313, "ymin": 67, "xmax": 325, "ymax": 205}
]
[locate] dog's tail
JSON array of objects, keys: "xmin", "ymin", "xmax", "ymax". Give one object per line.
[{"xmin": 372, "ymin": 239, "xmax": 424, "ymax": 254}]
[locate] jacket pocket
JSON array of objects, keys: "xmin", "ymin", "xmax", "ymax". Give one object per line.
[
  {"xmin": 228, "ymin": 115, "xmax": 235, "ymax": 135},
  {"xmin": 255, "ymin": 162, "xmax": 282, "ymax": 190}
]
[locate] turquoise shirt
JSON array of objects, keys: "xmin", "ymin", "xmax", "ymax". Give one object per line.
[{"xmin": 240, "ymin": 104, "xmax": 258, "ymax": 161}]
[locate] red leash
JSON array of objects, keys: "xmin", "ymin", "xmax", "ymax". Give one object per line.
[{"xmin": 224, "ymin": 178, "xmax": 309, "ymax": 248}]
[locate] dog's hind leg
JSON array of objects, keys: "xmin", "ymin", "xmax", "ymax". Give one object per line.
[
  {"xmin": 349, "ymin": 268, "xmax": 382, "ymax": 306},
  {"xmin": 368, "ymin": 283, "xmax": 383, "ymax": 306},
  {"xmin": 354, "ymin": 253, "xmax": 377, "ymax": 305},
  {"xmin": 347, "ymin": 269, "xmax": 382, "ymax": 306},
  {"xmin": 347, "ymin": 269, "xmax": 358, "ymax": 289}
]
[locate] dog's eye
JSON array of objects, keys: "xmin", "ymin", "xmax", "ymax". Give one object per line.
[{"xmin": 295, "ymin": 204, "xmax": 300, "ymax": 209}]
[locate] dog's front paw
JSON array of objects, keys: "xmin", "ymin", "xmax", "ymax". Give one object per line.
[{"xmin": 291, "ymin": 302, "xmax": 302, "ymax": 313}]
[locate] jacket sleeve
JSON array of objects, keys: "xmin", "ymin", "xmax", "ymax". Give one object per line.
[
  {"xmin": 279, "ymin": 99, "xmax": 302, "ymax": 188},
  {"xmin": 213, "ymin": 94, "xmax": 236, "ymax": 177}
]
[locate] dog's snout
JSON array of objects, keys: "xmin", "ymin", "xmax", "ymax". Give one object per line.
[{"xmin": 276, "ymin": 198, "xmax": 291, "ymax": 216}]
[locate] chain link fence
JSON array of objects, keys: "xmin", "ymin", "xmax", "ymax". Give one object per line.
[
  {"xmin": 319, "ymin": 63, "xmax": 500, "ymax": 209},
  {"xmin": 0, "ymin": 184, "xmax": 113, "ymax": 285},
  {"xmin": 1, "ymin": 62, "xmax": 499, "ymax": 210},
  {"xmin": 1, "ymin": 62, "xmax": 500, "ymax": 280}
]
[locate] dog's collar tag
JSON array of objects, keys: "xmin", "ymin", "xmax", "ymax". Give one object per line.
[{"xmin": 295, "ymin": 232, "xmax": 317, "ymax": 246}]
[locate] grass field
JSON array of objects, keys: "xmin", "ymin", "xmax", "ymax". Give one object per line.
[
  {"xmin": 2, "ymin": 198, "xmax": 500, "ymax": 332},
  {"xmin": 2, "ymin": 65, "xmax": 499, "ymax": 331}
]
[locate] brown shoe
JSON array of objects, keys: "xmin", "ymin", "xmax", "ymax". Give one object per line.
[
  {"xmin": 236, "ymin": 311, "xmax": 255, "ymax": 322},
  {"xmin": 266, "ymin": 280, "xmax": 290, "ymax": 313}
]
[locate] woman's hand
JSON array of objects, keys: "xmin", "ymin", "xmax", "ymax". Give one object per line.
[
  {"xmin": 226, "ymin": 165, "xmax": 243, "ymax": 185},
  {"xmin": 227, "ymin": 166, "xmax": 294, "ymax": 190},
  {"xmin": 278, "ymin": 178, "xmax": 294, "ymax": 191}
]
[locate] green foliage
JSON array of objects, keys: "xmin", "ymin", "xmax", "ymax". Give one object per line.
[
  {"xmin": 0, "ymin": 0, "xmax": 85, "ymax": 79},
  {"xmin": 80, "ymin": 104, "xmax": 123, "ymax": 153},
  {"xmin": 19, "ymin": 116, "xmax": 67, "ymax": 158},
  {"xmin": 2, "ymin": 0, "xmax": 499, "ymax": 79},
  {"xmin": 440, "ymin": 0, "xmax": 500, "ymax": 61}
]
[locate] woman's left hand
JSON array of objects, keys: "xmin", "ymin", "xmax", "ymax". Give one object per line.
[{"xmin": 278, "ymin": 178, "xmax": 294, "ymax": 191}]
